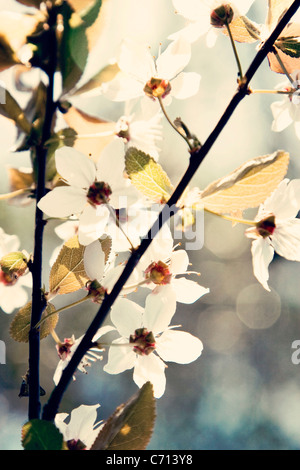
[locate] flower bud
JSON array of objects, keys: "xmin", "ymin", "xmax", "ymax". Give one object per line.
[
  {"xmin": 144, "ymin": 77, "xmax": 171, "ymax": 99},
  {"xmin": 0, "ymin": 251, "xmax": 29, "ymax": 277},
  {"xmin": 210, "ymin": 4, "xmax": 234, "ymax": 28},
  {"xmin": 86, "ymin": 280, "xmax": 106, "ymax": 304},
  {"xmin": 245, "ymin": 215, "xmax": 276, "ymax": 240}
]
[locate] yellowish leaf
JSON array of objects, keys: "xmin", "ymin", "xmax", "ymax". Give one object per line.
[
  {"xmin": 125, "ymin": 147, "xmax": 174, "ymax": 203},
  {"xmin": 223, "ymin": 16, "xmax": 261, "ymax": 43},
  {"xmin": 49, "ymin": 235, "xmax": 90, "ymax": 295},
  {"xmin": 266, "ymin": 0, "xmax": 294, "ymax": 31},
  {"xmin": 10, "ymin": 302, "xmax": 58, "ymax": 343},
  {"xmin": 62, "ymin": 106, "xmax": 116, "ymax": 162},
  {"xmin": 200, "ymin": 150, "xmax": 289, "ymax": 214}
]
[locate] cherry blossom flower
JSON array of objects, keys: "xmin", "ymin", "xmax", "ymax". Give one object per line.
[
  {"xmin": 38, "ymin": 140, "xmax": 139, "ymax": 245},
  {"xmin": 0, "ymin": 227, "xmax": 32, "ymax": 314},
  {"xmin": 55, "ymin": 404, "xmax": 103, "ymax": 450},
  {"xmin": 270, "ymin": 71, "xmax": 300, "ymax": 140},
  {"xmin": 53, "ymin": 326, "xmax": 115, "ymax": 385},
  {"xmin": 103, "ymin": 294, "xmax": 203, "ymax": 398},
  {"xmin": 245, "ymin": 179, "xmax": 300, "ymax": 291},
  {"xmin": 169, "ymin": 0, "xmax": 255, "ymax": 46},
  {"xmin": 102, "ymin": 37, "xmax": 201, "ymax": 103}
]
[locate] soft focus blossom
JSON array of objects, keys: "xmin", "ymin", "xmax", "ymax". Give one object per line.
[
  {"xmin": 169, "ymin": 0, "xmax": 255, "ymax": 46},
  {"xmin": 0, "ymin": 228, "xmax": 31, "ymax": 314},
  {"xmin": 270, "ymin": 71, "xmax": 300, "ymax": 140},
  {"xmin": 103, "ymin": 294, "xmax": 203, "ymax": 398},
  {"xmin": 53, "ymin": 326, "xmax": 115, "ymax": 385},
  {"xmin": 102, "ymin": 37, "xmax": 201, "ymax": 103},
  {"xmin": 245, "ymin": 179, "xmax": 300, "ymax": 291},
  {"xmin": 55, "ymin": 404, "xmax": 103, "ymax": 450},
  {"xmin": 38, "ymin": 140, "xmax": 139, "ymax": 245}
]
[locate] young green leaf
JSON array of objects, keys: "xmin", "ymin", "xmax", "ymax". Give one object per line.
[
  {"xmin": 125, "ymin": 147, "xmax": 174, "ymax": 203},
  {"xmin": 49, "ymin": 235, "xmax": 90, "ymax": 295},
  {"xmin": 21, "ymin": 419, "xmax": 65, "ymax": 450},
  {"xmin": 200, "ymin": 150, "xmax": 289, "ymax": 214},
  {"xmin": 90, "ymin": 382, "xmax": 156, "ymax": 450},
  {"xmin": 275, "ymin": 36, "xmax": 300, "ymax": 58},
  {"xmin": 10, "ymin": 302, "xmax": 58, "ymax": 343},
  {"xmin": 268, "ymin": 23, "xmax": 300, "ymax": 74}
]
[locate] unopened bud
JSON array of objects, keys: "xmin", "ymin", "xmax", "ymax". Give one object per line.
[
  {"xmin": 210, "ymin": 4, "xmax": 234, "ymax": 28},
  {"xmin": 86, "ymin": 280, "xmax": 106, "ymax": 304},
  {"xmin": 0, "ymin": 251, "xmax": 29, "ymax": 277}
]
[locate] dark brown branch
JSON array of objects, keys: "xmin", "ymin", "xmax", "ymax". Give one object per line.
[{"xmin": 42, "ymin": 0, "xmax": 300, "ymax": 422}]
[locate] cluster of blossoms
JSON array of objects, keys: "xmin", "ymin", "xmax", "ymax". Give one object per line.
[{"xmin": 2, "ymin": 0, "xmax": 300, "ymax": 446}]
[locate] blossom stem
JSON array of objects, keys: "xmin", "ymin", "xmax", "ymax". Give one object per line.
[
  {"xmin": 28, "ymin": 4, "xmax": 58, "ymax": 421},
  {"xmin": 34, "ymin": 296, "xmax": 91, "ymax": 330},
  {"xmin": 0, "ymin": 188, "xmax": 31, "ymax": 200},
  {"xmin": 225, "ymin": 22, "xmax": 243, "ymax": 79},
  {"xmin": 272, "ymin": 48, "xmax": 294, "ymax": 84},
  {"xmin": 42, "ymin": 0, "xmax": 300, "ymax": 423},
  {"xmin": 157, "ymin": 96, "xmax": 194, "ymax": 151},
  {"xmin": 204, "ymin": 208, "xmax": 256, "ymax": 226},
  {"xmin": 251, "ymin": 89, "xmax": 292, "ymax": 95}
]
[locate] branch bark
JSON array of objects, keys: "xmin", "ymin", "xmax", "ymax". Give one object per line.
[{"xmin": 42, "ymin": 0, "xmax": 300, "ymax": 422}]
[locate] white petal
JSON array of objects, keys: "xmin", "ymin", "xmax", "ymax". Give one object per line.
[
  {"xmin": 170, "ymin": 249, "xmax": 189, "ymax": 274},
  {"xmin": 171, "ymin": 0, "xmax": 207, "ymax": 21},
  {"xmin": 78, "ymin": 204, "xmax": 109, "ymax": 246},
  {"xmin": 156, "ymin": 37, "xmax": 191, "ymax": 80},
  {"xmin": 171, "ymin": 278, "xmax": 209, "ymax": 303},
  {"xmin": 84, "ymin": 239, "xmax": 106, "ymax": 280},
  {"xmin": 144, "ymin": 286, "xmax": 177, "ymax": 333},
  {"xmin": 93, "ymin": 324, "xmax": 116, "ymax": 342},
  {"xmin": 110, "ymin": 297, "xmax": 144, "ymax": 337},
  {"xmin": 67, "ymin": 404, "xmax": 100, "ymax": 443},
  {"xmin": 118, "ymin": 39, "xmax": 156, "ymax": 82},
  {"xmin": 0, "ymin": 231, "xmax": 20, "ymax": 255},
  {"xmin": 133, "ymin": 354, "xmax": 166, "ymax": 398},
  {"xmin": 103, "ymin": 73, "xmax": 145, "ymax": 101},
  {"xmin": 170, "ymin": 72, "xmax": 201, "ymax": 99},
  {"xmin": 251, "ymin": 238, "xmax": 274, "ymax": 291},
  {"xmin": 271, "ymin": 100, "xmax": 293, "ymax": 132},
  {"xmin": 38, "ymin": 186, "xmax": 87, "ymax": 218},
  {"xmin": 156, "ymin": 329, "xmax": 203, "ymax": 364},
  {"xmin": 0, "ymin": 284, "xmax": 29, "ymax": 313},
  {"xmin": 272, "ymin": 220, "xmax": 300, "ymax": 261},
  {"xmin": 168, "ymin": 21, "xmax": 206, "ymax": 43},
  {"xmin": 103, "ymin": 337, "xmax": 137, "ymax": 374},
  {"xmin": 262, "ymin": 179, "xmax": 300, "ymax": 219},
  {"xmin": 55, "ymin": 147, "xmax": 96, "ymax": 188}
]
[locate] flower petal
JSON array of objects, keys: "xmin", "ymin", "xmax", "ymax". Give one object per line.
[
  {"xmin": 171, "ymin": 278, "xmax": 209, "ymax": 303},
  {"xmin": 103, "ymin": 337, "xmax": 137, "ymax": 374},
  {"xmin": 169, "ymin": 249, "xmax": 189, "ymax": 274},
  {"xmin": 38, "ymin": 186, "xmax": 87, "ymax": 218},
  {"xmin": 170, "ymin": 72, "xmax": 201, "ymax": 99},
  {"xmin": 133, "ymin": 354, "xmax": 166, "ymax": 398},
  {"xmin": 156, "ymin": 329, "xmax": 203, "ymax": 364},
  {"xmin": 251, "ymin": 238, "xmax": 274, "ymax": 291},
  {"xmin": 55, "ymin": 147, "xmax": 96, "ymax": 188},
  {"xmin": 144, "ymin": 286, "xmax": 177, "ymax": 333},
  {"xmin": 156, "ymin": 37, "xmax": 191, "ymax": 80},
  {"xmin": 84, "ymin": 239, "xmax": 106, "ymax": 280},
  {"xmin": 271, "ymin": 100, "xmax": 293, "ymax": 132},
  {"xmin": 118, "ymin": 39, "xmax": 156, "ymax": 82},
  {"xmin": 110, "ymin": 297, "xmax": 144, "ymax": 337},
  {"xmin": 78, "ymin": 204, "xmax": 109, "ymax": 246},
  {"xmin": 272, "ymin": 220, "xmax": 300, "ymax": 261}
]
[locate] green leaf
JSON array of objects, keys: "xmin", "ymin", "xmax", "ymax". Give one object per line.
[
  {"xmin": 0, "ymin": 86, "xmax": 31, "ymax": 134},
  {"xmin": 91, "ymin": 382, "xmax": 156, "ymax": 450},
  {"xmin": 49, "ymin": 235, "xmax": 90, "ymax": 295},
  {"xmin": 59, "ymin": 0, "xmax": 104, "ymax": 94},
  {"xmin": 10, "ymin": 302, "xmax": 58, "ymax": 343},
  {"xmin": 275, "ymin": 36, "xmax": 300, "ymax": 58},
  {"xmin": 125, "ymin": 147, "xmax": 174, "ymax": 203},
  {"xmin": 200, "ymin": 150, "xmax": 289, "ymax": 214},
  {"xmin": 21, "ymin": 419, "xmax": 65, "ymax": 450}
]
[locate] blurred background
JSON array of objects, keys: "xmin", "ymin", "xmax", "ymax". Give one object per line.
[{"xmin": 1, "ymin": 0, "xmax": 300, "ymax": 450}]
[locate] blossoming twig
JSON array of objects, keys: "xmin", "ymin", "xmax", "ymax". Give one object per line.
[{"xmin": 41, "ymin": 0, "xmax": 300, "ymax": 423}]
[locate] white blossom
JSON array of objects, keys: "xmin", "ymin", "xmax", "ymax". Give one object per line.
[
  {"xmin": 245, "ymin": 179, "xmax": 300, "ymax": 291},
  {"xmin": 103, "ymin": 294, "xmax": 203, "ymax": 398}
]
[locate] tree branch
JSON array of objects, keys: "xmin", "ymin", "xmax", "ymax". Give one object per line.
[
  {"xmin": 42, "ymin": 0, "xmax": 300, "ymax": 422},
  {"xmin": 28, "ymin": 5, "xmax": 58, "ymax": 421}
]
